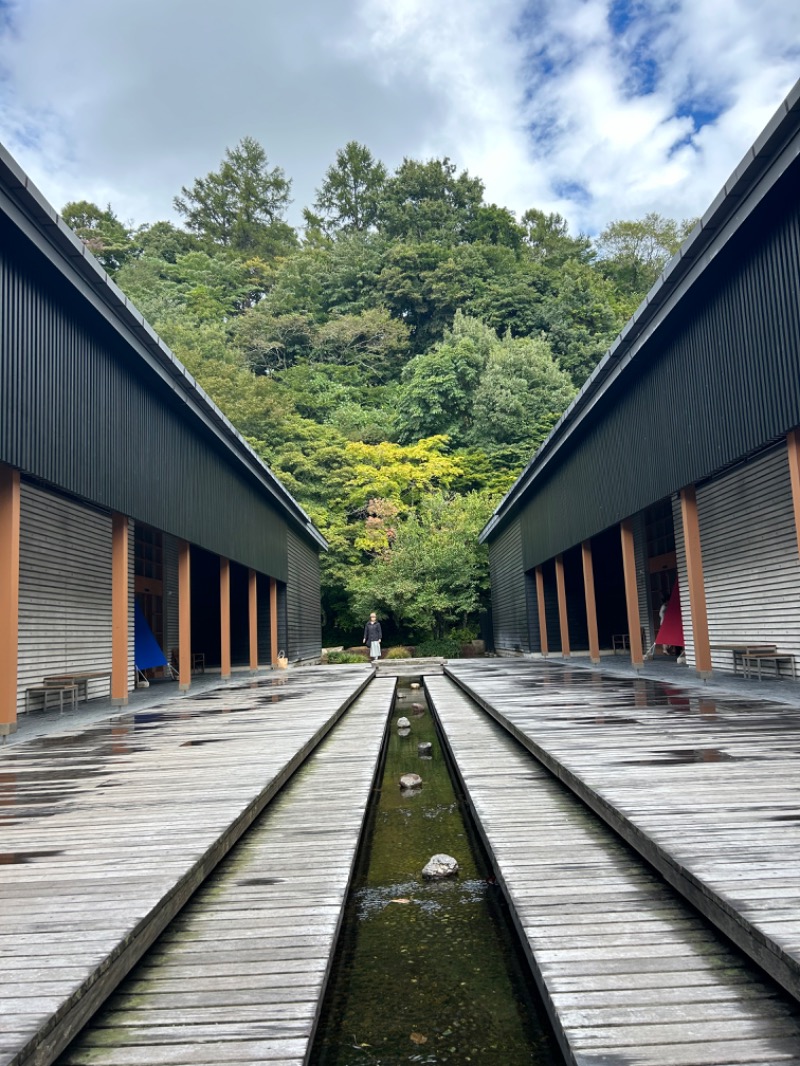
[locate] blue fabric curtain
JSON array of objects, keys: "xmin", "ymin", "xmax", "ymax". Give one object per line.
[{"xmin": 134, "ymin": 601, "xmax": 169, "ymax": 670}]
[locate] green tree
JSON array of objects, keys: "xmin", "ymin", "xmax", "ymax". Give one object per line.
[
  {"xmin": 61, "ymin": 200, "xmax": 137, "ymax": 274},
  {"xmin": 348, "ymin": 491, "xmax": 493, "ymax": 638},
  {"xmin": 310, "ymin": 141, "xmax": 388, "ymax": 234},
  {"xmin": 471, "ymin": 333, "xmax": 576, "ymax": 459},
  {"xmin": 174, "ymin": 136, "xmax": 295, "ymax": 256},
  {"xmin": 396, "ymin": 312, "xmax": 497, "ymax": 443},
  {"xmin": 594, "ymin": 212, "xmax": 696, "ymax": 297},
  {"xmin": 541, "ymin": 260, "xmax": 625, "ymax": 386},
  {"xmin": 377, "ymin": 157, "xmax": 485, "ymax": 243},
  {"xmin": 521, "ymin": 208, "xmax": 593, "ymax": 265}
]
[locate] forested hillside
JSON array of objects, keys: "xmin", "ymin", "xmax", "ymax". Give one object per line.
[{"xmin": 63, "ymin": 138, "xmax": 693, "ymax": 648}]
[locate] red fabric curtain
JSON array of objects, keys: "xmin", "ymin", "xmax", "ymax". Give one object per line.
[{"xmin": 656, "ymin": 582, "xmax": 684, "ymax": 646}]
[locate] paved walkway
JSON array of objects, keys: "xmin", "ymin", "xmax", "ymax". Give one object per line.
[
  {"xmin": 447, "ymin": 658, "xmax": 800, "ymax": 1004},
  {"xmin": 0, "ymin": 666, "xmax": 371, "ymax": 1066}
]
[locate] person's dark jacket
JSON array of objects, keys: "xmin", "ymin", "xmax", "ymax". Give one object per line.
[{"xmin": 363, "ymin": 620, "xmax": 382, "ymax": 643}]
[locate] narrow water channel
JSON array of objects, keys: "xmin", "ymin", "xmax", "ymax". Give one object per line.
[{"xmin": 311, "ymin": 679, "xmax": 561, "ymax": 1066}]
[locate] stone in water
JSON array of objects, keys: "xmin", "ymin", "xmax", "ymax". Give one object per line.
[
  {"xmin": 410, "ymin": 682, "xmax": 420, "ymax": 690},
  {"xmin": 400, "ymin": 772, "xmax": 422, "ymax": 789},
  {"xmin": 397, "ymin": 716, "xmax": 410, "ymax": 729},
  {"xmin": 418, "ymin": 742, "xmax": 432, "ymax": 756},
  {"xmin": 411, "ymin": 702, "xmax": 425, "ymax": 715},
  {"xmin": 422, "ymin": 854, "xmax": 458, "ymax": 879}
]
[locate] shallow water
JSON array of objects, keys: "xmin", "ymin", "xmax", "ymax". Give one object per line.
[{"xmin": 311, "ymin": 681, "xmax": 560, "ymax": 1066}]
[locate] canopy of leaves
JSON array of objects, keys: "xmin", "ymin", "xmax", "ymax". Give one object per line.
[
  {"xmin": 63, "ymin": 135, "xmax": 695, "ymax": 643},
  {"xmin": 173, "ymin": 136, "xmax": 295, "ymax": 257}
]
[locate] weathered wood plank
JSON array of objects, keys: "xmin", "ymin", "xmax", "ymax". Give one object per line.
[
  {"xmin": 56, "ymin": 678, "xmax": 393, "ymax": 1066},
  {"xmin": 0, "ymin": 667, "xmax": 374, "ymax": 1066},
  {"xmin": 446, "ymin": 659, "xmax": 800, "ymax": 1004},
  {"xmin": 426, "ymin": 674, "xmax": 800, "ymax": 1066}
]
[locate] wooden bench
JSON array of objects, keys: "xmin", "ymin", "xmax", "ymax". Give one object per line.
[
  {"xmin": 26, "ymin": 684, "xmax": 79, "ymax": 714},
  {"xmin": 740, "ymin": 651, "xmax": 796, "ymax": 681},
  {"xmin": 710, "ymin": 643, "xmax": 778, "ymax": 676},
  {"xmin": 43, "ymin": 671, "xmax": 112, "ymax": 702}
]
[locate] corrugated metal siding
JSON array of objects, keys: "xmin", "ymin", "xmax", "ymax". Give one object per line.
[
  {"xmin": 633, "ymin": 512, "xmax": 654, "ymax": 649},
  {"xmin": 524, "ymin": 571, "xmax": 541, "ymax": 652},
  {"xmin": 672, "ymin": 494, "xmax": 694, "ymax": 666},
  {"xmin": 286, "ymin": 530, "xmax": 321, "ymax": 662},
  {"xmin": 0, "ymin": 217, "xmax": 289, "ymax": 581},
  {"xmin": 699, "ymin": 446, "xmax": 800, "ymax": 673},
  {"xmin": 163, "ymin": 533, "xmax": 179, "ymax": 657},
  {"xmin": 487, "ymin": 519, "xmax": 529, "ymax": 653},
  {"xmin": 514, "ymin": 167, "xmax": 800, "ymax": 569},
  {"xmin": 17, "ymin": 482, "xmax": 134, "ymax": 712}
]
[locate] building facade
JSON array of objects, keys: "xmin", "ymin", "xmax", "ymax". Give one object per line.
[
  {"xmin": 483, "ymin": 81, "xmax": 800, "ymax": 678},
  {"xmin": 0, "ymin": 144, "xmax": 326, "ymax": 735}
]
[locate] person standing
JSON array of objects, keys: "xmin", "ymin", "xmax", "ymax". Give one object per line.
[{"xmin": 363, "ymin": 612, "xmax": 383, "ymax": 663}]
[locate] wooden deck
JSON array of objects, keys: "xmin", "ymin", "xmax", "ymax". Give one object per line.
[
  {"xmin": 426, "ymin": 674, "xmax": 800, "ymax": 1065},
  {"xmin": 446, "ymin": 659, "xmax": 800, "ymax": 1005},
  {"xmin": 56, "ymin": 677, "xmax": 394, "ymax": 1066},
  {"xmin": 0, "ymin": 667, "xmax": 373, "ymax": 1066}
]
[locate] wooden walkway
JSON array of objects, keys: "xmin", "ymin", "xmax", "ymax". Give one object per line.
[
  {"xmin": 446, "ymin": 659, "xmax": 800, "ymax": 1005},
  {"xmin": 57, "ymin": 677, "xmax": 394, "ymax": 1066},
  {"xmin": 0, "ymin": 667, "xmax": 372, "ymax": 1066},
  {"xmin": 426, "ymin": 674, "xmax": 800, "ymax": 1065}
]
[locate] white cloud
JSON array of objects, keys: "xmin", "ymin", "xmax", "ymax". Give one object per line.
[{"xmin": 0, "ymin": 0, "xmax": 797, "ymax": 236}]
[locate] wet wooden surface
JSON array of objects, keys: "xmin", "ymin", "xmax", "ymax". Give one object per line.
[
  {"xmin": 0, "ymin": 667, "xmax": 372, "ymax": 1066},
  {"xmin": 427, "ymin": 674, "xmax": 800, "ymax": 1066},
  {"xmin": 56, "ymin": 678, "xmax": 394, "ymax": 1066},
  {"xmin": 446, "ymin": 659, "xmax": 800, "ymax": 1006}
]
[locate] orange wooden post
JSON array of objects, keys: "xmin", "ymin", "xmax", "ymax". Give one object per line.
[
  {"xmin": 535, "ymin": 565, "xmax": 548, "ymax": 656},
  {"xmin": 269, "ymin": 577, "xmax": 279, "ymax": 666},
  {"xmin": 178, "ymin": 540, "xmax": 191, "ymax": 691},
  {"xmin": 555, "ymin": 554, "xmax": 570, "ymax": 657},
  {"xmin": 248, "ymin": 568, "xmax": 258, "ymax": 674},
  {"xmin": 788, "ymin": 430, "xmax": 800, "ymax": 558},
  {"xmin": 582, "ymin": 540, "xmax": 601, "ymax": 664},
  {"xmin": 680, "ymin": 485, "xmax": 713, "ymax": 677},
  {"xmin": 0, "ymin": 466, "xmax": 20, "ymax": 735},
  {"xmin": 220, "ymin": 557, "xmax": 231, "ymax": 679},
  {"xmin": 620, "ymin": 518, "xmax": 644, "ymax": 669},
  {"xmin": 111, "ymin": 513, "xmax": 129, "ymax": 705}
]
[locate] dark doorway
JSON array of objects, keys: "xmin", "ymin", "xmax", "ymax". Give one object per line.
[
  {"xmin": 590, "ymin": 525, "xmax": 628, "ymax": 649},
  {"xmin": 229, "ymin": 562, "xmax": 250, "ymax": 668},
  {"xmin": 190, "ymin": 545, "xmax": 221, "ymax": 668}
]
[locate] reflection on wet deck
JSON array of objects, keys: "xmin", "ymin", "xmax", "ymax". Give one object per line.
[
  {"xmin": 446, "ymin": 658, "xmax": 800, "ymax": 1003},
  {"xmin": 0, "ymin": 666, "xmax": 371, "ymax": 1066}
]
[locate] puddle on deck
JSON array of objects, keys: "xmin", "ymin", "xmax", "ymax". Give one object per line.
[{"xmin": 311, "ymin": 679, "xmax": 560, "ymax": 1066}]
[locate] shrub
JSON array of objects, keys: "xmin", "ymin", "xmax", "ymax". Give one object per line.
[
  {"xmin": 326, "ymin": 651, "xmax": 369, "ymax": 664},
  {"xmin": 414, "ymin": 636, "xmax": 462, "ymax": 658},
  {"xmin": 386, "ymin": 646, "xmax": 412, "ymax": 659}
]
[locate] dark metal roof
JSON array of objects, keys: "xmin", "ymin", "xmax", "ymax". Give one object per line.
[
  {"xmin": 0, "ymin": 142, "xmax": 327, "ymax": 552},
  {"xmin": 481, "ymin": 77, "xmax": 800, "ymax": 544}
]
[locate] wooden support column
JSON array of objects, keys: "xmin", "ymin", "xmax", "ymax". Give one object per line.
[
  {"xmin": 269, "ymin": 577, "xmax": 279, "ymax": 666},
  {"xmin": 788, "ymin": 430, "xmax": 800, "ymax": 558},
  {"xmin": 111, "ymin": 513, "xmax": 129, "ymax": 705},
  {"xmin": 0, "ymin": 466, "xmax": 20, "ymax": 735},
  {"xmin": 620, "ymin": 519, "xmax": 644, "ymax": 669},
  {"xmin": 581, "ymin": 540, "xmax": 600, "ymax": 664},
  {"xmin": 220, "ymin": 557, "xmax": 231, "ymax": 680},
  {"xmin": 680, "ymin": 485, "xmax": 712, "ymax": 678},
  {"xmin": 178, "ymin": 540, "xmax": 191, "ymax": 691},
  {"xmin": 248, "ymin": 569, "xmax": 258, "ymax": 674},
  {"xmin": 554, "ymin": 554, "xmax": 570, "ymax": 657},
  {"xmin": 535, "ymin": 565, "xmax": 548, "ymax": 657}
]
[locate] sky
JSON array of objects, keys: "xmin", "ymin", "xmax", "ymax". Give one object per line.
[{"xmin": 0, "ymin": 0, "xmax": 798, "ymax": 238}]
